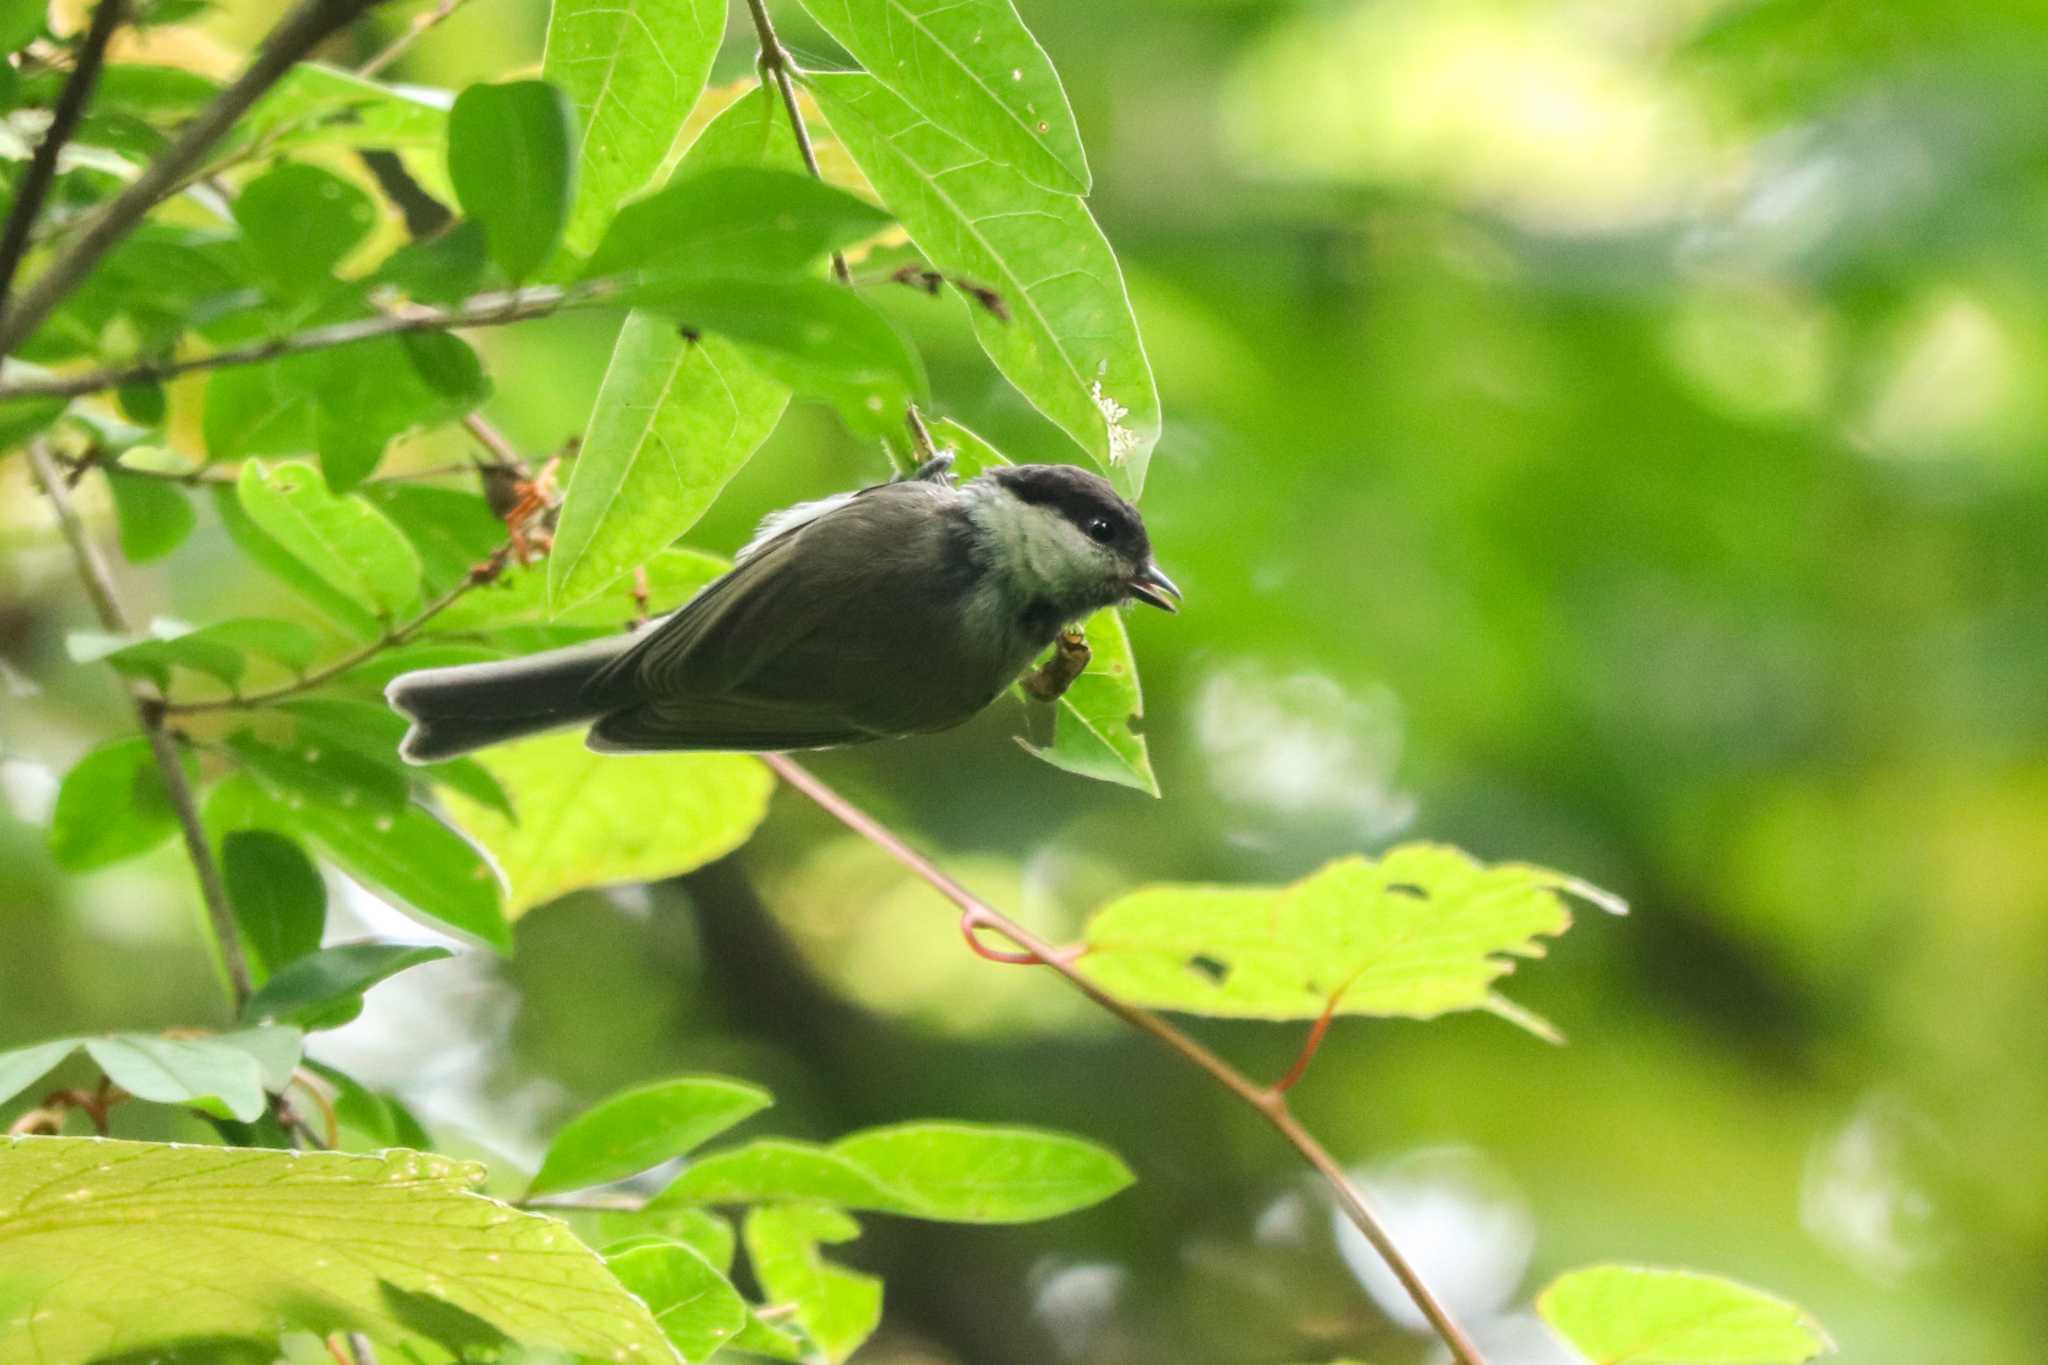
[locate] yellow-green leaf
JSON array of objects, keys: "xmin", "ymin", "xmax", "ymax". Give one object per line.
[
  {"xmin": 438, "ymin": 732, "xmax": 775, "ymax": 916},
  {"xmin": 1077, "ymin": 844, "xmax": 1624, "ymax": 1028},
  {"xmin": 1537, "ymin": 1265, "xmax": 1835, "ymax": 1365},
  {"xmin": 0, "ymin": 1137, "xmax": 674, "ymax": 1362}
]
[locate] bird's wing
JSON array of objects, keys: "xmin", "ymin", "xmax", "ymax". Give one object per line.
[
  {"xmin": 583, "ymin": 479, "xmax": 959, "ymax": 714},
  {"xmin": 587, "ymin": 693, "xmax": 880, "ymax": 753}
]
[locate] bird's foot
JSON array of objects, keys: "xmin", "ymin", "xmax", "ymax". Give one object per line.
[{"xmin": 1022, "ymin": 628, "xmax": 1091, "ymax": 702}]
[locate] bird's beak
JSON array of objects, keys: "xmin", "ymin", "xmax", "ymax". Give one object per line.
[{"xmin": 1127, "ymin": 560, "xmax": 1183, "ymax": 613}]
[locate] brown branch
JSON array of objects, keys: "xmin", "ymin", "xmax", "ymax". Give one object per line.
[
  {"xmin": 761, "ymin": 754, "xmax": 1488, "ymax": 1365},
  {"xmin": 28, "ymin": 440, "xmax": 254, "ymax": 1010},
  {"xmin": 356, "ymin": 0, "xmax": 469, "ymax": 77},
  {"xmin": 742, "ymin": 0, "xmax": 850, "ymax": 286},
  {"xmin": 0, "ymin": 284, "xmax": 597, "ymax": 402},
  {"xmin": 160, "ymin": 543, "xmax": 514, "ymax": 715},
  {"xmin": 0, "ymin": 0, "xmax": 394, "ymax": 359},
  {"xmin": 0, "ymin": 0, "xmax": 128, "ymax": 323}
]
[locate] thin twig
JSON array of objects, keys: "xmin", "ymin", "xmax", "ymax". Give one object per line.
[
  {"xmin": 28, "ymin": 440, "xmax": 255, "ymax": 1009},
  {"xmin": 760, "ymin": 754, "xmax": 1487, "ymax": 1365},
  {"xmin": 0, "ymin": 0, "xmax": 128, "ymax": 323},
  {"xmin": 0, "ymin": 0, "xmax": 393, "ymax": 359},
  {"xmin": 357, "ymin": 0, "xmax": 468, "ymax": 77},
  {"xmin": 742, "ymin": 0, "xmax": 850, "ymax": 286},
  {"xmin": 0, "ymin": 285, "xmax": 597, "ymax": 401},
  {"xmin": 160, "ymin": 543, "xmax": 514, "ymax": 715}
]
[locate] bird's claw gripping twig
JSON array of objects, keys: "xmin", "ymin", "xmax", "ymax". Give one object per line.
[{"xmin": 1023, "ymin": 628, "xmax": 1091, "ymax": 702}]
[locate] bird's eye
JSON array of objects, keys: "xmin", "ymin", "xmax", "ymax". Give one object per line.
[{"xmin": 1084, "ymin": 516, "xmax": 1116, "ymax": 544}]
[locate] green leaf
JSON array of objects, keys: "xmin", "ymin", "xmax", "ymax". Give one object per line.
[
  {"xmin": 308, "ymin": 336, "xmax": 490, "ymax": 489},
  {"xmin": 81, "ymin": 1033, "xmax": 286, "ymax": 1122},
  {"xmin": 282, "ymin": 698, "xmax": 514, "ymax": 819},
  {"xmin": 98, "ymin": 616, "xmax": 322, "ymax": 691},
  {"xmin": 236, "ymin": 460, "xmax": 422, "ymax": 622},
  {"xmin": 1077, "ymin": 844, "xmax": 1626, "ymax": 1027},
  {"xmin": 658, "ymin": 1122, "xmax": 1133, "ymax": 1223},
  {"xmin": 464, "ymin": 543, "xmax": 728, "ymax": 635},
  {"xmin": 224, "ymin": 730, "xmax": 410, "ymax": 816},
  {"xmin": 437, "ymin": 731, "xmax": 774, "ymax": 917},
  {"xmin": 1021, "ymin": 606, "xmax": 1158, "ymax": 794},
  {"xmin": 1538, "ymin": 1266, "xmax": 1835, "ymax": 1364},
  {"xmin": 0, "ymin": 1041, "xmax": 79, "ymax": 1108},
  {"xmin": 372, "ymin": 220, "xmax": 490, "ymax": 305},
  {"xmin": 448, "ymin": 80, "xmax": 577, "ymax": 282},
  {"xmin": 233, "ymin": 162, "xmax": 377, "ymax": 303},
  {"xmin": 796, "ymin": 0, "xmax": 1089, "ymax": 193},
  {"xmin": 0, "ymin": 394, "xmax": 67, "ymax": 447},
  {"xmin": 210, "ymin": 1024, "xmax": 307, "ymax": 1093},
  {"xmin": 607, "ymin": 1239, "xmax": 750, "ymax": 1363},
  {"xmin": 531, "ymin": 1076, "xmax": 773, "ymax": 1197},
  {"xmin": 47, "ymin": 737, "xmax": 186, "ymax": 872},
  {"xmin": 230, "ymin": 63, "xmax": 448, "ymax": 156},
  {"xmin": 743, "ymin": 1205, "xmax": 882, "ymax": 1365},
  {"xmin": 544, "ymin": 0, "xmax": 726, "ymax": 254},
  {"xmin": 0, "ymin": 1137, "xmax": 673, "ymax": 1361},
  {"xmin": 203, "ymin": 362, "xmax": 316, "ymax": 462},
  {"xmin": 549, "ymin": 316, "xmax": 787, "ymax": 609},
  {"xmin": 583, "ymin": 167, "xmax": 891, "ymax": 282},
  {"xmin": 595, "ymin": 1206, "xmax": 737, "ymax": 1271},
  {"xmin": 105, "ymin": 471, "xmax": 194, "ymax": 562},
  {"xmin": 207, "ymin": 772, "xmax": 511, "ymax": 953},
  {"xmin": 399, "ymin": 329, "xmax": 490, "ymax": 403},
  {"xmin": 213, "ymin": 483, "xmax": 382, "ymax": 639},
  {"xmin": 115, "ymin": 380, "xmax": 168, "ymax": 426},
  {"xmin": 241, "ymin": 942, "xmax": 454, "ymax": 1030},
  {"xmin": 629, "ymin": 274, "xmax": 922, "ymax": 433},
  {"xmin": 810, "ymin": 72, "xmax": 1159, "ymax": 492},
  {"xmin": 0, "ymin": 0, "xmax": 43, "ymax": 55},
  {"xmin": 222, "ymin": 829, "xmax": 327, "ymax": 985}
]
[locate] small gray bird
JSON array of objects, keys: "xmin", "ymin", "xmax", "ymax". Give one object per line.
[{"xmin": 387, "ymin": 457, "xmax": 1181, "ymax": 762}]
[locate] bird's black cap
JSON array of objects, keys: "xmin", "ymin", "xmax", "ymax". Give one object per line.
[{"xmin": 990, "ymin": 463, "xmax": 1152, "ymax": 560}]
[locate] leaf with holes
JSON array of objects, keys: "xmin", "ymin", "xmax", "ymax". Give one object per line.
[
  {"xmin": 0, "ymin": 1137, "xmax": 674, "ymax": 1361},
  {"xmin": 1076, "ymin": 844, "xmax": 1625, "ymax": 1030},
  {"xmin": 1538, "ymin": 1266, "xmax": 1834, "ymax": 1364},
  {"xmin": 810, "ymin": 72, "xmax": 1158, "ymax": 493},
  {"xmin": 437, "ymin": 731, "xmax": 774, "ymax": 916},
  {"xmin": 545, "ymin": 0, "xmax": 726, "ymax": 254},
  {"xmin": 530, "ymin": 1076, "xmax": 772, "ymax": 1197},
  {"xmin": 796, "ymin": 0, "xmax": 1089, "ymax": 193}
]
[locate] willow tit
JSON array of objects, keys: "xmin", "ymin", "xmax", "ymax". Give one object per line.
[{"xmin": 387, "ymin": 457, "xmax": 1181, "ymax": 762}]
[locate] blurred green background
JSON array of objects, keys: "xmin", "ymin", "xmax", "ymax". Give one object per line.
[{"xmin": 6, "ymin": 0, "xmax": 2047, "ymax": 1360}]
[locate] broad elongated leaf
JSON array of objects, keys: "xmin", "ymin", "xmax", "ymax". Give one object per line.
[
  {"xmin": 281, "ymin": 698, "xmax": 513, "ymax": 817},
  {"xmin": 1077, "ymin": 844, "xmax": 1626, "ymax": 1028},
  {"xmin": 1537, "ymin": 1266, "xmax": 1834, "ymax": 1364},
  {"xmin": 222, "ymin": 829, "xmax": 327, "ymax": 985},
  {"xmin": 96, "ymin": 617, "xmax": 322, "ymax": 692},
  {"xmin": 933, "ymin": 418, "xmax": 1157, "ymax": 792},
  {"xmin": 544, "ymin": 0, "xmax": 726, "ymax": 254},
  {"xmin": 448, "ymin": 81, "xmax": 577, "ymax": 282},
  {"xmin": 743, "ymin": 1205, "xmax": 882, "ymax": 1365},
  {"xmin": 810, "ymin": 72, "xmax": 1158, "ymax": 492},
  {"xmin": 797, "ymin": 0, "xmax": 1089, "ymax": 193},
  {"xmin": 105, "ymin": 471, "xmax": 194, "ymax": 562},
  {"xmin": 0, "ymin": 1031, "xmax": 301, "ymax": 1122},
  {"xmin": 583, "ymin": 167, "xmax": 891, "ymax": 282},
  {"xmin": 241, "ymin": 942, "xmax": 454, "ymax": 1030},
  {"xmin": 0, "ymin": 1137, "xmax": 673, "ymax": 1361},
  {"xmin": 531, "ymin": 1076, "xmax": 772, "ymax": 1197},
  {"xmin": 47, "ymin": 737, "xmax": 186, "ymax": 872},
  {"xmin": 225, "ymin": 730, "xmax": 410, "ymax": 816},
  {"xmin": 207, "ymin": 773, "xmax": 511, "ymax": 953},
  {"xmin": 438, "ymin": 732, "xmax": 774, "ymax": 917},
  {"xmin": 213, "ymin": 483, "xmax": 382, "ymax": 639},
  {"xmin": 549, "ymin": 319, "xmax": 787, "ymax": 610},
  {"xmin": 0, "ymin": 1041, "xmax": 75, "ymax": 1109},
  {"xmin": 630, "ymin": 274, "xmax": 922, "ymax": 431},
  {"xmin": 228, "ymin": 63, "xmax": 448, "ymax": 156},
  {"xmin": 236, "ymin": 461, "xmax": 421, "ymax": 622},
  {"xmin": 360, "ymin": 482, "xmax": 506, "ymax": 595},
  {"xmin": 658, "ymin": 1122, "xmax": 1133, "ymax": 1222}
]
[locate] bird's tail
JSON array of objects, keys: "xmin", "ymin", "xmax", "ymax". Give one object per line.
[{"xmin": 386, "ymin": 635, "xmax": 634, "ymax": 763}]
